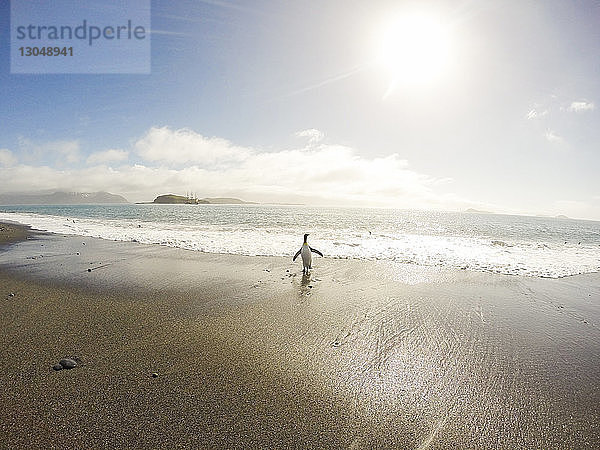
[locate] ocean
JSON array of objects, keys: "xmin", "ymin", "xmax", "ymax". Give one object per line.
[{"xmin": 1, "ymin": 204, "xmax": 599, "ymax": 278}]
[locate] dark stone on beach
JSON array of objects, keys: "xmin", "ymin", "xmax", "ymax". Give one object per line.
[
  {"xmin": 76, "ymin": 252, "xmax": 80, "ymax": 255},
  {"xmin": 9, "ymin": 293, "xmax": 15, "ymax": 297},
  {"xmin": 151, "ymin": 372, "xmax": 159, "ymax": 378},
  {"xmin": 59, "ymin": 358, "xmax": 77, "ymax": 369},
  {"xmin": 53, "ymin": 364, "xmax": 63, "ymax": 371},
  {"xmin": 82, "ymin": 242, "xmax": 86, "ymax": 245},
  {"xmin": 87, "ymin": 268, "xmax": 92, "ymax": 272}
]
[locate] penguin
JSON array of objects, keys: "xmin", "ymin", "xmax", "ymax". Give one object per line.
[{"xmin": 293, "ymin": 233, "xmax": 323, "ymax": 273}]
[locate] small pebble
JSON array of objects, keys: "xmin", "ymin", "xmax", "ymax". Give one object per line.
[
  {"xmin": 9, "ymin": 293, "xmax": 15, "ymax": 297},
  {"xmin": 76, "ymin": 252, "xmax": 80, "ymax": 255},
  {"xmin": 52, "ymin": 364, "xmax": 63, "ymax": 371},
  {"xmin": 87, "ymin": 268, "xmax": 92, "ymax": 272},
  {"xmin": 59, "ymin": 358, "xmax": 77, "ymax": 369},
  {"xmin": 151, "ymin": 373, "xmax": 159, "ymax": 378}
]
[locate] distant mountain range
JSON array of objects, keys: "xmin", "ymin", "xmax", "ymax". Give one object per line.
[{"xmin": 0, "ymin": 191, "xmax": 128, "ymax": 205}]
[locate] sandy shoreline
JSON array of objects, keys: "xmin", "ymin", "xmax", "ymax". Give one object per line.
[
  {"xmin": 1, "ymin": 222, "xmax": 599, "ymax": 448},
  {"xmin": 0, "ymin": 221, "xmax": 34, "ymax": 248}
]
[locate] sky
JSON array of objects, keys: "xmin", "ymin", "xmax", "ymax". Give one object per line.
[{"xmin": 0, "ymin": 0, "xmax": 599, "ymax": 220}]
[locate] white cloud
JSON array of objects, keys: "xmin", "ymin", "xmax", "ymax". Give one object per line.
[
  {"xmin": 567, "ymin": 101, "xmax": 595, "ymax": 113},
  {"xmin": 18, "ymin": 137, "xmax": 81, "ymax": 164},
  {"xmin": 0, "ymin": 149, "xmax": 17, "ymax": 166},
  {"xmin": 0, "ymin": 127, "xmax": 480, "ymax": 211},
  {"xmin": 526, "ymin": 108, "xmax": 548, "ymax": 119},
  {"xmin": 86, "ymin": 149, "xmax": 129, "ymax": 165},
  {"xmin": 527, "ymin": 98, "xmax": 595, "ymax": 118},
  {"xmin": 48, "ymin": 141, "xmax": 80, "ymax": 163},
  {"xmin": 135, "ymin": 126, "xmax": 251, "ymax": 166},
  {"xmin": 545, "ymin": 129, "xmax": 564, "ymax": 144},
  {"xmin": 294, "ymin": 129, "xmax": 324, "ymax": 144}
]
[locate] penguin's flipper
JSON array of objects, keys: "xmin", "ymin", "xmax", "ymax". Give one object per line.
[
  {"xmin": 293, "ymin": 248, "xmax": 301, "ymax": 261},
  {"xmin": 310, "ymin": 247, "xmax": 323, "ymax": 257}
]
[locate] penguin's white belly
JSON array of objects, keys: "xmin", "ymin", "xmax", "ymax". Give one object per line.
[{"xmin": 301, "ymin": 245, "xmax": 312, "ymax": 268}]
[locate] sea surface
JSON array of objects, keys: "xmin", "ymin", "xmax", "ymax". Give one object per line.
[{"xmin": 1, "ymin": 204, "xmax": 599, "ymax": 278}]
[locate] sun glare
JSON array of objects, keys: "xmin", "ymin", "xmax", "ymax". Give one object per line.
[{"xmin": 375, "ymin": 12, "xmax": 452, "ymax": 95}]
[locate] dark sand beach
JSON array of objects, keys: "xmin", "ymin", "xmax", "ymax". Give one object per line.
[{"xmin": 1, "ymin": 222, "xmax": 599, "ymax": 448}]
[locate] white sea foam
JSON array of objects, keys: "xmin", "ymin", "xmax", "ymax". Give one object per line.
[{"xmin": 1, "ymin": 206, "xmax": 599, "ymax": 278}]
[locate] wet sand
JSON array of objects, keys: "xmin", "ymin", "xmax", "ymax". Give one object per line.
[
  {"xmin": 1, "ymin": 223, "xmax": 599, "ymax": 448},
  {"xmin": 0, "ymin": 221, "xmax": 33, "ymax": 247}
]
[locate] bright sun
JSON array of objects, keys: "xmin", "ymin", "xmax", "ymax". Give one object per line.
[{"xmin": 375, "ymin": 12, "xmax": 452, "ymax": 95}]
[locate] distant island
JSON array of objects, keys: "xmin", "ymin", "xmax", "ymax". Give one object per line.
[
  {"xmin": 535, "ymin": 214, "xmax": 572, "ymax": 219},
  {"xmin": 0, "ymin": 191, "xmax": 128, "ymax": 205},
  {"xmin": 153, "ymin": 194, "xmax": 208, "ymax": 204},
  {"xmin": 149, "ymin": 194, "xmax": 257, "ymax": 205},
  {"xmin": 465, "ymin": 208, "xmax": 494, "ymax": 214},
  {"xmin": 202, "ymin": 197, "xmax": 257, "ymax": 205}
]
